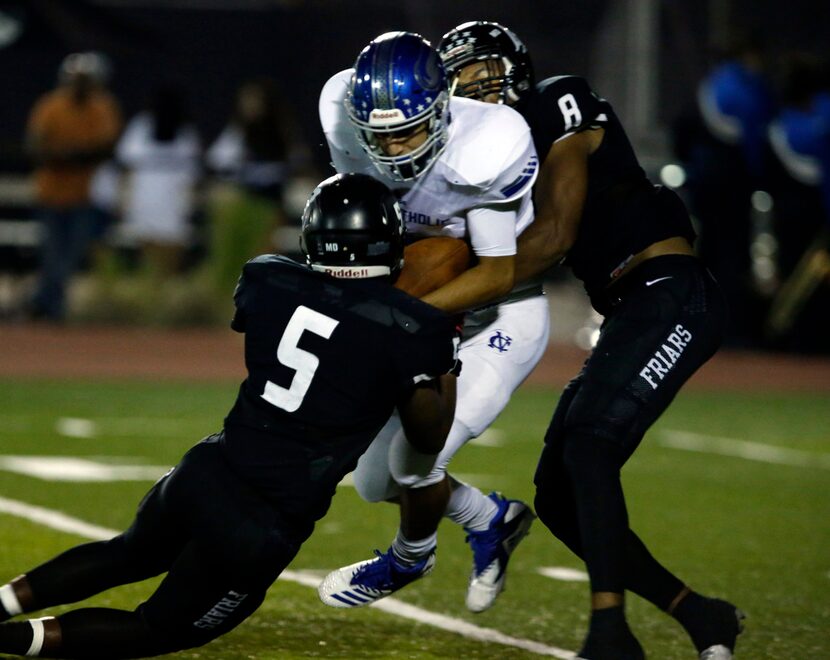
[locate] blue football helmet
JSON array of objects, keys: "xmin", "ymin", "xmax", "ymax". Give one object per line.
[{"xmin": 346, "ymin": 32, "xmax": 450, "ymax": 182}]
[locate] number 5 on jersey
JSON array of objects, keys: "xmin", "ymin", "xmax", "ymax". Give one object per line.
[{"xmin": 261, "ymin": 305, "xmax": 339, "ymax": 412}]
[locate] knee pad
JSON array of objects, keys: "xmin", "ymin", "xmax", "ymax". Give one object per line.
[
  {"xmin": 353, "ymin": 462, "xmax": 399, "ymax": 503},
  {"xmin": 388, "ymin": 429, "xmax": 440, "ymax": 488},
  {"xmin": 352, "ymin": 416, "xmax": 401, "ymax": 502}
]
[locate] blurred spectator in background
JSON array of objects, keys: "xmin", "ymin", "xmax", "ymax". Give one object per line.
[
  {"xmin": 25, "ymin": 52, "xmax": 122, "ymax": 321},
  {"xmin": 205, "ymin": 78, "xmax": 301, "ymax": 293},
  {"xmin": 768, "ymin": 54, "xmax": 830, "ymax": 274},
  {"xmin": 673, "ymin": 34, "xmax": 776, "ymax": 346},
  {"xmin": 765, "ymin": 53, "xmax": 830, "ymax": 352},
  {"xmin": 76, "ymin": 52, "xmax": 121, "ymax": 272},
  {"xmin": 117, "ymin": 84, "xmax": 201, "ymax": 278}
]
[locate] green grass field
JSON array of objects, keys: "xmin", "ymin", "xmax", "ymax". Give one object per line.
[{"xmin": 0, "ymin": 378, "xmax": 828, "ymax": 659}]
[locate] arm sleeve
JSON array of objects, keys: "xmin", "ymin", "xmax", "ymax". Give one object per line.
[{"xmin": 467, "ymin": 205, "xmax": 518, "ymax": 257}]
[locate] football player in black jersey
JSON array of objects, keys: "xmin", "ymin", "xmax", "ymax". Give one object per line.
[
  {"xmin": 440, "ymin": 22, "xmax": 744, "ymax": 660},
  {"xmin": 0, "ymin": 173, "xmax": 459, "ymax": 659}
]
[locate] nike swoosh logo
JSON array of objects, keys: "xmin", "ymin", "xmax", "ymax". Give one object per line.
[{"xmin": 645, "ymin": 276, "xmax": 673, "ymax": 286}]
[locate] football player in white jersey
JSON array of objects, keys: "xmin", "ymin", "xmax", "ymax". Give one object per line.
[{"xmin": 316, "ymin": 31, "xmax": 549, "ymax": 613}]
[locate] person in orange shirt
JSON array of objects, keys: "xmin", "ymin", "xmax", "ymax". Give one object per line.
[{"xmin": 26, "ymin": 52, "xmax": 122, "ymax": 321}]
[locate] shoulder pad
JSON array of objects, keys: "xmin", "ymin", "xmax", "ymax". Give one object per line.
[
  {"xmin": 534, "ymin": 75, "xmax": 609, "ymax": 138},
  {"xmin": 319, "ymin": 68, "xmax": 370, "ymax": 170},
  {"xmin": 319, "ymin": 69, "xmax": 353, "ymax": 134},
  {"xmin": 242, "ymin": 253, "xmax": 304, "ymax": 278},
  {"xmin": 442, "ymin": 99, "xmax": 536, "ymax": 197}
]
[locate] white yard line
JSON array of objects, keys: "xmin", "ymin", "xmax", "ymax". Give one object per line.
[
  {"xmin": 0, "ymin": 456, "xmax": 170, "ymax": 482},
  {"xmin": 0, "ymin": 495, "xmax": 575, "ymax": 658},
  {"xmin": 537, "ymin": 567, "xmax": 589, "ymax": 582},
  {"xmin": 55, "ymin": 418, "xmax": 97, "ymax": 438},
  {"xmin": 659, "ymin": 430, "xmax": 830, "ymax": 469},
  {"xmin": 0, "ymin": 496, "xmax": 117, "ymax": 541},
  {"xmin": 287, "ymin": 569, "xmax": 573, "ymax": 657},
  {"xmin": 55, "ymin": 417, "xmax": 196, "ymax": 439},
  {"xmin": 0, "ymin": 415, "xmax": 194, "ymax": 439}
]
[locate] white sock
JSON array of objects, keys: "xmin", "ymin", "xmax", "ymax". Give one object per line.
[
  {"xmin": 445, "ymin": 482, "xmax": 498, "ymax": 531},
  {"xmin": 26, "ymin": 618, "xmax": 51, "ymax": 657},
  {"xmin": 0, "ymin": 583, "xmax": 23, "ymax": 618},
  {"xmin": 390, "ymin": 530, "xmax": 437, "ymax": 566}
]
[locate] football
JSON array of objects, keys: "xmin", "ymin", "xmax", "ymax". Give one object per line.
[{"xmin": 395, "ymin": 236, "xmax": 471, "ymax": 298}]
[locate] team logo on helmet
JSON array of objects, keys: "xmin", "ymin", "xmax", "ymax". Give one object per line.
[{"xmin": 413, "ymin": 47, "xmax": 443, "ymax": 91}]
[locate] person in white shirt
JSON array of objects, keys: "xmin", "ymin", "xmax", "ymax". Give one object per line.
[
  {"xmin": 117, "ymin": 85, "xmax": 201, "ymax": 276},
  {"xmin": 316, "ymin": 31, "xmax": 549, "ymax": 613}
]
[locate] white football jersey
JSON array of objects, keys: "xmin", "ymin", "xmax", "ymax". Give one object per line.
[{"xmin": 319, "ymin": 69, "xmax": 539, "ymax": 257}]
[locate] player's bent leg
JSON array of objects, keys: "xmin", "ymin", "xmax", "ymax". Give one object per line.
[
  {"xmin": 0, "ymin": 608, "xmax": 169, "ymax": 659},
  {"xmin": 463, "ymin": 492, "xmax": 536, "ymax": 613},
  {"xmin": 137, "ymin": 526, "xmax": 297, "ymax": 655},
  {"xmin": 0, "ymin": 533, "xmax": 176, "ymax": 623},
  {"xmin": 447, "ymin": 304, "xmax": 547, "ymax": 613},
  {"xmin": 327, "ymin": 297, "xmax": 549, "ymax": 612},
  {"xmin": 320, "ymin": 443, "xmax": 444, "ymax": 609},
  {"xmin": 532, "ymin": 375, "xmax": 585, "ymax": 556},
  {"xmin": 0, "ymin": 460, "xmax": 190, "ymax": 624},
  {"xmin": 352, "ymin": 414, "xmax": 401, "ymax": 503},
  {"xmin": 412, "ymin": 416, "xmax": 538, "ymax": 614},
  {"xmin": 319, "ymin": 421, "xmax": 448, "ymax": 608},
  {"xmin": 533, "ymin": 450, "xmax": 584, "ymax": 558}
]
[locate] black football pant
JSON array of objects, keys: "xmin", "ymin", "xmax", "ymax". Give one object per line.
[
  {"xmin": 17, "ymin": 438, "xmax": 304, "ymax": 658},
  {"xmin": 534, "ymin": 255, "xmax": 727, "ymax": 604}
]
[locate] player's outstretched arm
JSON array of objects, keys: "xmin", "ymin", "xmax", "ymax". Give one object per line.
[
  {"xmin": 515, "ymin": 129, "xmax": 602, "ymax": 283},
  {"xmin": 421, "ymin": 254, "xmax": 515, "ymax": 314}
]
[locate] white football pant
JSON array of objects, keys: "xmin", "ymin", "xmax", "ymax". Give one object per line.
[{"xmin": 353, "ymin": 294, "xmax": 550, "ymax": 502}]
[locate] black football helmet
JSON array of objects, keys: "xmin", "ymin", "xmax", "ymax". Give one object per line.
[
  {"xmin": 438, "ymin": 21, "xmax": 534, "ymax": 105},
  {"xmin": 300, "ymin": 173, "xmax": 405, "ymax": 279}
]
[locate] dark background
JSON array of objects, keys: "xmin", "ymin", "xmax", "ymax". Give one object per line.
[{"xmin": 2, "ymin": 0, "xmax": 828, "ymax": 172}]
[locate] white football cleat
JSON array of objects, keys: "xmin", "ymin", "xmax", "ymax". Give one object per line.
[
  {"xmin": 464, "ymin": 492, "xmax": 535, "ymax": 613},
  {"xmin": 318, "ymin": 547, "xmax": 435, "ymax": 608}
]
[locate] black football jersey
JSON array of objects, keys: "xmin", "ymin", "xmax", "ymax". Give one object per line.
[
  {"xmin": 515, "ymin": 75, "xmax": 696, "ymax": 299},
  {"xmin": 221, "ymin": 254, "xmax": 459, "ymax": 524}
]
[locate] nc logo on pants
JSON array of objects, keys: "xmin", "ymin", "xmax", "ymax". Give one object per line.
[{"xmin": 488, "ymin": 331, "xmax": 513, "ymax": 353}]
